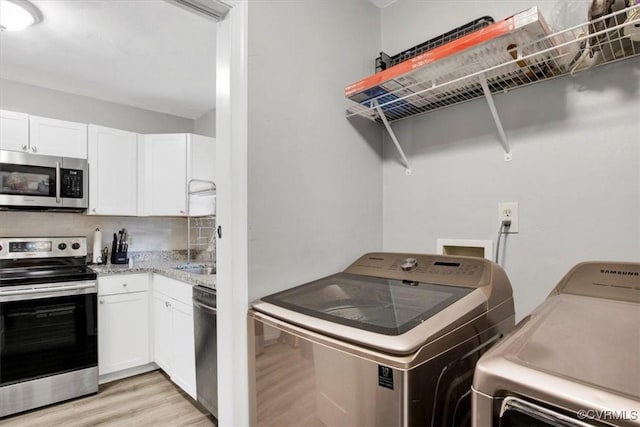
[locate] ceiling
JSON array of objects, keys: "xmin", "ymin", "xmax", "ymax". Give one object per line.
[{"xmin": 0, "ymin": 0, "xmax": 217, "ymax": 120}]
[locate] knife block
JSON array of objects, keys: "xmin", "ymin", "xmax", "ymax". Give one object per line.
[{"xmin": 111, "ymin": 251, "xmax": 129, "ymax": 265}]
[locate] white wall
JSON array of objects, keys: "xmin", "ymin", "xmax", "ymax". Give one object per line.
[
  {"xmin": 0, "ymin": 78, "xmax": 194, "ymax": 134},
  {"xmin": 194, "ymin": 108, "xmax": 216, "ymax": 137},
  {"xmin": 246, "ymin": 0, "xmax": 384, "ymax": 301},
  {"xmin": 380, "ymin": 1, "xmax": 640, "ymax": 320}
]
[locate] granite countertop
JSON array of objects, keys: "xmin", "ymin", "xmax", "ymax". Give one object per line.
[{"xmin": 89, "ymin": 253, "xmax": 216, "ymax": 289}]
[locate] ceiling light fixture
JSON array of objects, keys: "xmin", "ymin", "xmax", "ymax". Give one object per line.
[
  {"xmin": 0, "ymin": 0, "xmax": 42, "ymax": 32},
  {"xmin": 163, "ymin": 0, "xmax": 231, "ymax": 22}
]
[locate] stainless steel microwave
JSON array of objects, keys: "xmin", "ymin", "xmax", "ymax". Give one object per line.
[{"xmin": 0, "ymin": 150, "xmax": 88, "ymax": 211}]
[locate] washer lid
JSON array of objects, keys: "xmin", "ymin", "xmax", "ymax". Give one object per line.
[{"xmin": 261, "ymin": 272, "xmax": 473, "ymax": 336}]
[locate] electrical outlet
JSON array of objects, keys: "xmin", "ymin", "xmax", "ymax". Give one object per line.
[{"xmin": 498, "ymin": 202, "xmax": 519, "ymax": 233}]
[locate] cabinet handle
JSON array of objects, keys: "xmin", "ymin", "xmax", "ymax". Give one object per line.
[
  {"xmin": 165, "ymin": 301, "xmax": 171, "ymax": 307},
  {"xmin": 31, "ymin": 146, "xmax": 38, "ymax": 153},
  {"xmin": 22, "ymin": 144, "xmax": 28, "ymax": 151},
  {"xmin": 99, "ymin": 299, "xmax": 104, "ymax": 304},
  {"xmin": 92, "ymin": 208, "xmax": 96, "ymax": 212},
  {"xmin": 122, "ymin": 283, "xmax": 127, "ymax": 287},
  {"xmin": 180, "ymin": 210, "xmax": 185, "ymax": 214}
]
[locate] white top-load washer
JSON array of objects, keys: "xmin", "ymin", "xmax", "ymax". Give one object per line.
[{"xmin": 248, "ymin": 252, "xmax": 515, "ymax": 427}]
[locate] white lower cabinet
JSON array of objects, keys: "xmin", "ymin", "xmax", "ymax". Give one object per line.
[
  {"xmin": 98, "ymin": 273, "xmax": 150, "ymax": 376},
  {"xmin": 152, "ymin": 274, "xmax": 196, "ymax": 399},
  {"xmin": 152, "ymin": 292, "xmax": 173, "ymax": 372}
]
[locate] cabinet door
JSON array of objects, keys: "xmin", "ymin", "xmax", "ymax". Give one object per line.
[
  {"xmin": 143, "ymin": 134, "xmax": 187, "ymax": 216},
  {"xmin": 99, "ymin": 292, "xmax": 150, "ymax": 375},
  {"xmin": 29, "ymin": 115, "xmax": 88, "ymax": 158},
  {"xmin": 0, "ymin": 110, "xmax": 29, "ymax": 152},
  {"xmin": 171, "ymin": 299, "xmax": 197, "ymax": 399},
  {"xmin": 152, "ymin": 292, "xmax": 173, "ymax": 373},
  {"xmin": 88, "ymin": 125, "xmax": 138, "ymax": 215}
]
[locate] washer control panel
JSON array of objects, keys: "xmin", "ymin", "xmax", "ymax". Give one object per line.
[
  {"xmin": 400, "ymin": 257, "xmax": 418, "ymax": 271},
  {"xmin": 346, "ymin": 252, "xmax": 489, "ymax": 287}
]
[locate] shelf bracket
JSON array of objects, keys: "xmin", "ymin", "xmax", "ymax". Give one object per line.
[
  {"xmin": 479, "ymin": 73, "xmax": 511, "ymax": 160},
  {"xmin": 372, "ymin": 100, "xmax": 412, "ymax": 174}
]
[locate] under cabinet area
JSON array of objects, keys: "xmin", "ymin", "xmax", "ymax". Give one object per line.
[
  {"xmin": 152, "ymin": 273, "xmax": 197, "ymax": 398},
  {"xmin": 98, "ymin": 273, "xmax": 151, "ymax": 377},
  {"xmin": 88, "ymin": 125, "xmax": 139, "ymax": 216}
]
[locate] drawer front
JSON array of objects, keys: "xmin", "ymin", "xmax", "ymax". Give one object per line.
[
  {"xmin": 153, "ymin": 273, "xmax": 192, "ymax": 305},
  {"xmin": 99, "ymin": 273, "xmax": 149, "ymax": 296}
]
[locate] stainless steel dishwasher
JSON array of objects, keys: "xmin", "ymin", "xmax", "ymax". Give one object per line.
[{"xmin": 193, "ymin": 285, "xmax": 218, "ymax": 418}]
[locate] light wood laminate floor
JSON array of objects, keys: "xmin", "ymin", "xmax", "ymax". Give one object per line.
[{"xmin": 0, "ymin": 370, "xmax": 216, "ymax": 427}]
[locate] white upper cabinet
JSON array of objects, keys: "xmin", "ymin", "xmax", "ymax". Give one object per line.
[
  {"xmin": 141, "ymin": 133, "xmax": 215, "ymax": 216},
  {"xmin": 142, "ymin": 134, "xmax": 188, "ymax": 216},
  {"xmin": 29, "ymin": 115, "xmax": 87, "ymax": 159},
  {"xmin": 0, "ymin": 110, "xmax": 29, "ymax": 152},
  {"xmin": 88, "ymin": 125, "xmax": 139, "ymax": 216}
]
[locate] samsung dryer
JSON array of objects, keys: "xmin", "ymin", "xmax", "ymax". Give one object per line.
[{"xmin": 472, "ymin": 261, "xmax": 640, "ymax": 427}]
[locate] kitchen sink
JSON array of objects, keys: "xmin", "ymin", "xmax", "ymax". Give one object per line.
[{"xmin": 173, "ymin": 265, "xmax": 216, "ymax": 276}]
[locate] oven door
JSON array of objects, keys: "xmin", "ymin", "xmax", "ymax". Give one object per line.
[{"xmin": 0, "ymin": 282, "xmax": 98, "ymax": 387}]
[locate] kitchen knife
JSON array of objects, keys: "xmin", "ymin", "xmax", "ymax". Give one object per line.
[{"xmin": 112, "ymin": 233, "xmax": 118, "ymax": 258}]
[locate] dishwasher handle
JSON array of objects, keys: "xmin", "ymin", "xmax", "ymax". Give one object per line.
[{"xmin": 193, "ymin": 299, "xmax": 217, "ymax": 314}]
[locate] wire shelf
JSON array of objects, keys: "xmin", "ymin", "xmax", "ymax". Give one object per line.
[
  {"xmin": 187, "ymin": 179, "xmax": 216, "ymax": 265},
  {"xmin": 345, "ymin": 5, "xmax": 640, "ymax": 124}
]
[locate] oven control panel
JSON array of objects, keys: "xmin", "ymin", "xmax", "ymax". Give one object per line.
[{"xmin": 0, "ymin": 237, "xmax": 87, "ymax": 259}]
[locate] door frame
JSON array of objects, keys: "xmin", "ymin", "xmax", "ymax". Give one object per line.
[{"xmin": 215, "ymin": 1, "xmax": 250, "ymax": 426}]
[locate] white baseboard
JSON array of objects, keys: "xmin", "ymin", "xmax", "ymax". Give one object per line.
[{"xmin": 99, "ymin": 363, "xmax": 159, "ymax": 385}]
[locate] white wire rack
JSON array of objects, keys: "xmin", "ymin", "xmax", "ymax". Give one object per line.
[
  {"xmin": 345, "ymin": 4, "xmax": 640, "ymax": 168},
  {"xmin": 187, "ymin": 179, "xmax": 216, "ymax": 265}
]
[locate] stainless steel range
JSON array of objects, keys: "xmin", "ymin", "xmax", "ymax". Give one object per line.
[
  {"xmin": 248, "ymin": 252, "xmax": 515, "ymax": 427},
  {"xmin": 0, "ymin": 236, "xmax": 98, "ymax": 418}
]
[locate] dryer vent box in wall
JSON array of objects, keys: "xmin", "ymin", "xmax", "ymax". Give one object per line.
[{"xmin": 437, "ymin": 239, "xmax": 493, "ymax": 260}]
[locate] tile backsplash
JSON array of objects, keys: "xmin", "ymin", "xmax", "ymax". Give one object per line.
[{"xmin": 0, "ymin": 211, "xmax": 191, "ymax": 253}]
